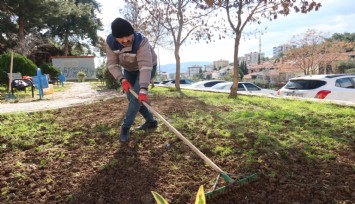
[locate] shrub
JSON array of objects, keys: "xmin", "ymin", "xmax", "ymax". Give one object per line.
[
  {"xmin": 40, "ymin": 64, "xmax": 61, "ymax": 80},
  {"xmin": 96, "ymin": 68, "xmax": 103, "ymax": 79},
  {"xmin": 345, "ymin": 68, "xmax": 355, "ymax": 74},
  {"xmin": 223, "ymin": 68, "xmax": 244, "ymax": 81},
  {"xmin": 253, "ymin": 79, "xmax": 269, "ymax": 88},
  {"xmin": 77, "ymin": 71, "xmax": 86, "ymax": 82},
  {"xmin": 0, "ymin": 52, "xmax": 37, "ymax": 85},
  {"xmin": 103, "ymin": 67, "xmax": 119, "ymax": 89}
]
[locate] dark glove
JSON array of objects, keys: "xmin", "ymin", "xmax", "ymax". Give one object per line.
[
  {"xmin": 121, "ymin": 79, "xmax": 132, "ymax": 93},
  {"xmin": 138, "ymin": 89, "xmax": 149, "ymax": 103}
]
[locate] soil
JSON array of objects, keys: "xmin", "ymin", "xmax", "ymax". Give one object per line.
[{"xmin": 0, "ymin": 84, "xmax": 354, "ymax": 204}]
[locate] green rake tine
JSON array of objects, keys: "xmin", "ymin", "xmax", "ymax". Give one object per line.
[{"xmin": 205, "ymin": 173, "xmax": 258, "ymax": 198}]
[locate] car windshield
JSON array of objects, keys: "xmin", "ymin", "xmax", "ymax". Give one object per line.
[
  {"xmin": 161, "ymin": 80, "xmax": 171, "ymax": 84},
  {"xmin": 190, "ymin": 81, "xmax": 226, "ymax": 88},
  {"xmin": 167, "ymin": 79, "xmax": 194, "ymax": 84},
  {"xmin": 238, "ymin": 83, "xmax": 246, "ymax": 91},
  {"xmin": 285, "ymin": 79, "xmax": 326, "ymax": 90},
  {"xmin": 182, "ymin": 79, "xmax": 194, "ymax": 84},
  {"xmin": 243, "ymin": 83, "xmax": 260, "ymax": 91},
  {"xmin": 204, "ymin": 81, "xmax": 225, "ymax": 87},
  {"xmin": 211, "ymin": 83, "xmax": 230, "ymax": 89}
]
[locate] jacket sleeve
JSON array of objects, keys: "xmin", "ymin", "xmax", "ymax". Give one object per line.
[
  {"xmin": 106, "ymin": 43, "xmax": 124, "ymax": 82},
  {"xmin": 136, "ymin": 38, "xmax": 155, "ymax": 89}
]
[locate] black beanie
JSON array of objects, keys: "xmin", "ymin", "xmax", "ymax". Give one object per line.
[{"xmin": 111, "ymin": 18, "xmax": 134, "ymax": 38}]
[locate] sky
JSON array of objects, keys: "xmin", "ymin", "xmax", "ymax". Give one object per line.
[{"xmin": 95, "ymin": 0, "xmax": 355, "ymax": 66}]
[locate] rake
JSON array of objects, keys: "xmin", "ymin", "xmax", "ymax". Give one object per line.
[
  {"xmin": 5, "ymin": 51, "xmax": 16, "ymax": 100},
  {"xmin": 129, "ymin": 89, "xmax": 257, "ymax": 198}
]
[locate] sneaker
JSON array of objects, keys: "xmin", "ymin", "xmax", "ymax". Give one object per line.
[
  {"xmin": 119, "ymin": 127, "xmax": 130, "ymax": 142},
  {"xmin": 136, "ymin": 120, "xmax": 158, "ymax": 131}
]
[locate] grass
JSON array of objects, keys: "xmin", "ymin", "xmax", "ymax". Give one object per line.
[
  {"xmin": 0, "ymin": 86, "xmax": 354, "ymax": 203},
  {"xmin": 151, "ymin": 88, "xmax": 355, "ymax": 162},
  {"xmin": 0, "ymin": 111, "xmax": 65, "ymax": 150},
  {"xmin": 1, "ymin": 87, "xmax": 354, "ymax": 162},
  {"xmin": 0, "ymin": 82, "xmax": 71, "ymax": 102}
]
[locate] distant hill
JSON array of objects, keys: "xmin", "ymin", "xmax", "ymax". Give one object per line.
[{"xmin": 157, "ymin": 61, "xmax": 211, "ymax": 74}]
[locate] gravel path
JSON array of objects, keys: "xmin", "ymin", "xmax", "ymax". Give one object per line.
[{"xmin": 0, "ymin": 82, "xmax": 122, "ymax": 114}]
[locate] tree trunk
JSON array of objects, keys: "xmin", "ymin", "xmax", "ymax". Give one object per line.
[
  {"xmin": 63, "ymin": 31, "xmax": 69, "ymax": 56},
  {"xmin": 18, "ymin": 16, "xmax": 25, "ymax": 42},
  {"xmin": 230, "ymin": 33, "xmax": 241, "ymax": 98},
  {"xmin": 174, "ymin": 45, "xmax": 181, "ymax": 91}
]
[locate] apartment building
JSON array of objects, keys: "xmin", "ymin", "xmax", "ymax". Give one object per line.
[
  {"xmin": 273, "ymin": 44, "xmax": 296, "ymax": 58},
  {"xmin": 187, "ymin": 65, "xmax": 203, "ymax": 78},
  {"xmin": 239, "ymin": 52, "xmax": 265, "ymax": 65},
  {"xmin": 213, "ymin": 59, "xmax": 229, "ymax": 70}
]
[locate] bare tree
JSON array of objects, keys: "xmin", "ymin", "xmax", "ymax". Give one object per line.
[
  {"xmin": 206, "ymin": 0, "xmax": 321, "ymax": 98},
  {"xmin": 284, "ymin": 29, "xmax": 326, "ymax": 75},
  {"xmin": 317, "ymin": 40, "xmax": 354, "ymax": 74},
  {"xmin": 121, "ymin": 0, "xmax": 168, "ymax": 49},
  {"xmin": 283, "ymin": 29, "xmax": 353, "ymax": 75},
  {"xmin": 139, "ymin": 0, "xmax": 221, "ymax": 90}
]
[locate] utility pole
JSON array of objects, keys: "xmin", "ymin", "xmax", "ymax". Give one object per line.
[
  {"xmin": 158, "ymin": 46, "xmax": 161, "ymax": 73},
  {"xmin": 258, "ymin": 31, "xmax": 261, "ymax": 65}
]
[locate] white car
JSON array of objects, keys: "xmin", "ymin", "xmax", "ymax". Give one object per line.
[
  {"xmin": 277, "ymin": 74, "xmax": 355, "ymax": 102},
  {"xmin": 210, "ymin": 82, "xmax": 277, "ymax": 95},
  {"xmin": 187, "ymin": 80, "xmax": 227, "ymax": 89},
  {"xmin": 165, "ymin": 79, "xmax": 194, "ymax": 87}
]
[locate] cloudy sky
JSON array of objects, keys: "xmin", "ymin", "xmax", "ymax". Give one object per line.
[{"xmin": 96, "ymin": 0, "xmax": 355, "ymax": 65}]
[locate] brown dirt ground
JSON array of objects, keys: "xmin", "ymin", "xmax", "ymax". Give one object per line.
[{"xmin": 0, "ymin": 95, "xmax": 354, "ymax": 204}]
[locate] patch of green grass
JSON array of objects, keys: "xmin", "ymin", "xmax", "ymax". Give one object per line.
[
  {"xmin": 100, "ymin": 158, "xmax": 118, "ymax": 170},
  {"xmin": 0, "ymin": 83, "xmax": 71, "ymax": 102},
  {"xmin": 53, "ymin": 84, "xmax": 69, "ymax": 92},
  {"xmin": 0, "ymin": 111, "xmax": 89, "ymax": 151},
  {"xmin": 1, "ymin": 86, "xmax": 354, "ymax": 185},
  {"xmin": 150, "ymin": 87, "xmax": 355, "ymax": 166},
  {"xmin": 0, "ymin": 85, "xmax": 6, "ymax": 92},
  {"xmin": 0, "ymin": 112, "xmax": 58, "ymax": 149},
  {"xmin": 170, "ymin": 164, "xmax": 180, "ymax": 170},
  {"xmin": 213, "ymin": 146, "xmax": 233, "ymax": 157}
]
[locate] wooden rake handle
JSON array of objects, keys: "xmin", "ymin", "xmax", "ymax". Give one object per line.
[{"xmin": 129, "ymin": 89, "xmax": 225, "ymax": 173}]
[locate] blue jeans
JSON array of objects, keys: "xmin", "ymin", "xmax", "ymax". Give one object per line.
[{"xmin": 121, "ymin": 65, "xmax": 156, "ymax": 129}]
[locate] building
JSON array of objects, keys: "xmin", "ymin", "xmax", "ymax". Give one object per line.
[
  {"xmin": 213, "ymin": 59, "xmax": 229, "ymax": 70},
  {"xmin": 187, "ymin": 65, "xmax": 203, "ymax": 78},
  {"xmin": 273, "ymin": 44, "xmax": 296, "ymax": 58},
  {"xmin": 244, "ymin": 61, "xmax": 280, "ymax": 84},
  {"xmin": 218, "ymin": 65, "xmax": 233, "ymax": 78},
  {"xmin": 248, "ymin": 61, "xmax": 275, "ymax": 73},
  {"xmin": 51, "ymin": 56, "xmax": 96, "ymax": 80},
  {"xmin": 156, "ymin": 71, "xmax": 169, "ymax": 81},
  {"xmin": 204, "ymin": 64, "xmax": 214, "ymax": 72},
  {"xmin": 238, "ymin": 56, "xmax": 247, "ymax": 64},
  {"xmin": 239, "ymin": 52, "xmax": 265, "ymax": 65},
  {"xmin": 247, "ymin": 52, "xmax": 265, "ymax": 65}
]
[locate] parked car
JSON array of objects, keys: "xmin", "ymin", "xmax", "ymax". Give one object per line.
[
  {"xmin": 160, "ymin": 80, "xmax": 172, "ymax": 85},
  {"xmin": 277, "ymin": 74, "xmax": 355, "ymax": 102},
  {"xmin": 210, "ymin": 82, "xmax": 277, "ymax": 95},
  {"xmin": 165, "ymin": 79, "xmax": 194, "ymax": 87},
  {"xmin": 187, "ymin": 80, "xmax": 227, "ymax": 89}
]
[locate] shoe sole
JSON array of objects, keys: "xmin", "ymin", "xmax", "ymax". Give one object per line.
[
  {"xmin": 135, "ymin": 126, "xmax": 158, "ymax": 131},
  {"xmin": 119, "ymin": 138, "xmax": 130, "ymax": 142}
]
